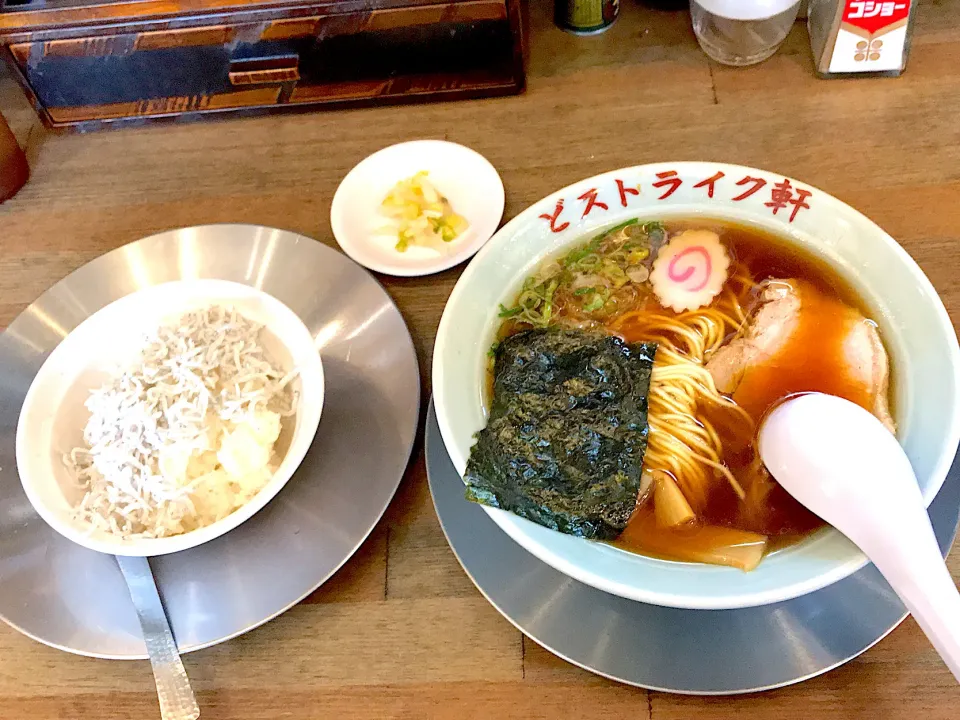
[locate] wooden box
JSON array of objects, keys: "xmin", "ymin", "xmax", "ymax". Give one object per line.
[{"xmin": 0, "ymin": 0, "xmax": 525, "ymax": 130}]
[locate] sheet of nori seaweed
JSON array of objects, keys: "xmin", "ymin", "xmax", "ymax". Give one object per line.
[{"xmin": 464, "ymin": 328, "xmax": 658, "ymax": 540}]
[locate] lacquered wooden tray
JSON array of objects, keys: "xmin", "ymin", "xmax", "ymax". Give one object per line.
[{"xmin": 0, "ymin": 0, "xmax": 526, "ymax": 129}]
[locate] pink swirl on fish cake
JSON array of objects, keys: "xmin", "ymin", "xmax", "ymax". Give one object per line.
[{"xmin": 667, "ymin": 246, "xmax": 712, "ymax": 293}]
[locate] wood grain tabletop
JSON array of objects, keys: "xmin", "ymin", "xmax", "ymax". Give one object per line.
[{"xmin": 2, "ymin": 1, "xmax": 960, "ymax": 717}]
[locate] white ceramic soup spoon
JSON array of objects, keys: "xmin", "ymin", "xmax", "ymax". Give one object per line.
[{"xmin": 759, "ymin": 392, "xmax": 960, "ymax": 682}]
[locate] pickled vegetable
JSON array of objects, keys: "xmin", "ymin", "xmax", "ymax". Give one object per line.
[{"xmin": 379, "ymin": 171, "xmax": 469, "ymax": 253}]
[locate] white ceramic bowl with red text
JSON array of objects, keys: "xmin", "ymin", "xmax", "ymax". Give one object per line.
[{"xmin": 433, "ymin": 162, "xmax": 960, "ymax": 610}]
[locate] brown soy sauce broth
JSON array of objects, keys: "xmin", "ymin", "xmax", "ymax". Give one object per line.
[
  {"xmin": 488, "ymin": 217, "xmax": 895, "ymax": 567},
  {"xmin": 614, "ymin": 218, "xmax": 895, "ymax": 564}
]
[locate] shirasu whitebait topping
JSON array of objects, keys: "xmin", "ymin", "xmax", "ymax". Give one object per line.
[{"xmin": 68, "ymin": 305, "xmax": 298, "ymax": 539}]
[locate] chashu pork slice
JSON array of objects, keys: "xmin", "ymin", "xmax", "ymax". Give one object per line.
[{"xmin": 705, "ymin": 280, "xmax": 895, "ymax": 434}]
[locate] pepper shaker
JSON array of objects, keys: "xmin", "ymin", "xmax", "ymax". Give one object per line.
[{"xmin": 809, "ymin": 0, "xmax": 915, "ymax": 77}]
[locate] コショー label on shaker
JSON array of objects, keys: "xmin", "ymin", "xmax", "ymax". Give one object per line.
[{"xmin": 826, "ymin": 1, "xmax": 911, "ymax": 73}]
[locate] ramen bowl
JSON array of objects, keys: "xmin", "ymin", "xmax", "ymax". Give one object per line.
[
  {"xmin": 433, "ymin": 162, "xmax": 960, "ymax": 610},
  {"xmin": 16, "ymin": 279, "xmax": 325, "ymax": 557}
]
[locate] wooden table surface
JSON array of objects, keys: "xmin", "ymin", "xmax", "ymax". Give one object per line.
[{"xmin": 2, "ymin": 1, "xmax": 960, "ymax": 717}]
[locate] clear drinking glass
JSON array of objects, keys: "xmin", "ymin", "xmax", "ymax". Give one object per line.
[{"xmin": 690, "ymin": 0, "xmax": 801, "ymax": 67}]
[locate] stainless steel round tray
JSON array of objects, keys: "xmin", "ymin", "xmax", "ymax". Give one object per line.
[
  {"xmin": 0, "ymin": 225, "xmax": 420, "ymax": 659},
  {"xmin": 425, "ymin": 401, "xmax": 960, "ymax": 694}
]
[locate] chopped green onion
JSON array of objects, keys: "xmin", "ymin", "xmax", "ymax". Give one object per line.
[
  {"xmin": 541, "ymin": 278, "xmax": 559, "ymax": 325},
  {"xmin": 601, "ymin": 261, "xmax": 628, "ymax": 288},
  {"xmin": 563, "ymin": 236, "xmax": 603, "ymax": 267},
  {"xmin": 583, "ymin": 294, "xmax": 605, "ymax": 312},
  {"xmin": 500, "ymin": 217, "xmax": 659, "ymax": 328},
  {"xmin": 575, "ymin": 254, "xmax": 602, "ymax": 270},
  {"xmin": 601, "ymin": 218, "xmax": 640, "ymax": 238},
  {"xmin": 519, "ymin": 290, "xmax": 542, "ymax": 310}
]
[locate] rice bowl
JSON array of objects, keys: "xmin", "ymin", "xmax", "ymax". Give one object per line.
[{"xmin": 16, "ymin": 279, "xmax": 325, "ymax": 557}]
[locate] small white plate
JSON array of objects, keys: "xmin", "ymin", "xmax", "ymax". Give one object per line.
[{"xmin": 330, "ymin": 140, "xmax": 505, "ymax": 277}]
